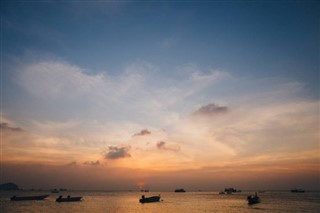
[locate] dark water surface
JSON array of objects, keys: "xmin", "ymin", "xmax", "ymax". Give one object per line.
[{"xmin": 1, "ymin": 191, "xmax": 319, "ymax": 212}]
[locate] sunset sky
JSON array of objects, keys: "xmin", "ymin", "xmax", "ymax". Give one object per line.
[{"xmin": 1, "ymin": 1, "xmax": 319, "ymax": 191}]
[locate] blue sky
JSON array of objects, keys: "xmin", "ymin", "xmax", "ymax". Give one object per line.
[
  {"xmin": 3, "ymin": 1, "xmax": 319, "ymax": 83},
  {"xmin": 1, "ymin": 1, "xmax": 319, "ymax": 190}
]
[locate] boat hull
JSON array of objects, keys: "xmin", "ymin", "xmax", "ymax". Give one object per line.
[
  {"xmin": 11, "ymin": 195, "xmax": 49, "ymax": 201},
  {"xmin": 139, "ymin": 196, "xmax": 160, "ymax": 203},
  {"xmin": 291, "ymin": 189, "xmax": 305, "ymax": 193},
  {"xmin": 247, "ymin": 196, "xmax": 260, "ymax": 205},
  {"xmin": 56, "ymin": 196, "xmax": 82, "ymax": 202}
]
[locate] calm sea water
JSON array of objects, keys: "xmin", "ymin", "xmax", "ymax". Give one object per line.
[{"xmin": 1, "ymin": 191, "xmax": 319, "ymax": 213}]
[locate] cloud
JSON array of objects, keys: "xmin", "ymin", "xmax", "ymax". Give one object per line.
[
  {"xmin": 14, "ymin": 59, "xmax": 232, "ymax": 124},
  {"xmin": 133, "ymin": 129, "xmax": 151, "ymax": 137},
  {"xmin": 83, "ymin": 160, "xmax": 100, "ymax": 166},
  {"xmin": 156, "ymin": 141, "xmax": 180, "ymax": 152},
  {"xmin": 105, "ymin": 145, "xmax": 131, "ymax": 160},
  {"xmin": 7, "ymin": 58, "xmax": 319, "ymax": 175},
  {"xmin": 17, "ymin": 61, "xmax": 106, "ymax": 100},
  {"xmin": 14, "ymin": 60, "xmax": 160, "ymax": 123},
  {"xmin": 0, "ymin": 122, "xmax": 23, "ymax": 132},
  {"xmin": 192, "ymin": 103, "xmax": 228, "ymax": 116}
]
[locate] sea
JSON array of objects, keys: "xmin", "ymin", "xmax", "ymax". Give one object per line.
[{"xmin": 1, "ymin": 191, "xmax": 319, "ymax": 213}]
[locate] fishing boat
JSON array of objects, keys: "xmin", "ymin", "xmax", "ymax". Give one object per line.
[
  {"xmin": 56, "ymin": 195, "xmax": 82, "ymax": 202},
  {"xmin": 291, "ymin": 189, "xmax": 305, "ymax": 193},
  {"xmin": 11, "ymin": 194, "xmax": 49, "ymax": 201},
  {"xmin": 174, "ymin": 188, "xmax": 186, "ymax": 192},
  {"xmin": 224, "ymin": 187, "xmax": 241, "ymax": 194},
  {"xmin": 139, "ymin": 195, "xmax": 161, "ymax": 203},
  {"xmin": 247, "ymin": 192, "xmax": 260, "ymax": 205}
]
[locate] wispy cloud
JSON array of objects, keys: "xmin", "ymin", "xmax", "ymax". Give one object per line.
[
  {"xmin": 16, "ymin": 61, "xmax": 106, "ymax": 100},
  {"xmin": 0, "ymin": 122, "xmax": 23, "ymax": 132},
  {"xmin": 105, "ymin": 145, "xmax": 131, "ymax": 160},
  {"xmin": 14, "ymin": 60, "xmax": 230, "ymax": 125},
  {"xmin": 6, "ymin": 58, "xmax": 319, "ymax": 174},
  {"xmin": 192, "ymin": 103, "xmax": 228, "ymax": 116}
]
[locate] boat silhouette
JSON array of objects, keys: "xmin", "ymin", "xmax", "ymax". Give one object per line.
[
  {"xmin": 139, "ymin": 195, "xmax": 160, "ymax": 203},
  {"xmin": 11, "ymin": 194, "xmax": 49, "ymax": 201},
  {"xmin": 247, "ymin": 192, "xmax": 260, "ymax": 205},
  {"xmin": 56, "ymin": 195, "xmax": 82, "ymax": 202}
]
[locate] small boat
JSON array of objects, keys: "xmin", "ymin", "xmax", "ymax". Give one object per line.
[
  {"xmin": 224, "ymin": 187, "xmax": 241, "ymax": 194},
  {"xmin": 291, "ymin": 189, "xmax": 305, "ymax": 193},
  {"xmin": 174, "ymin": 188, "xmax": 186, "ymax": 192},
  {"xmin": 139, "ymin": 195, "xmax": 160, "ymax": 203},
  {"xmin": 247, "ymin": 192, "xmax": 260, "ymax": 205},
  {"xmin": 56, "ymin": 195, "xmax": 82, "ymax": 202},
  {"xmin": 11, "ymin": 194, "xmax": 49, "ymax": 201}
]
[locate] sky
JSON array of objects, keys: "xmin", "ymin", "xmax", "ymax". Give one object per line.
[{"xmin": 1, "ymin": 1, "xmax": 319, "ymax": 191}]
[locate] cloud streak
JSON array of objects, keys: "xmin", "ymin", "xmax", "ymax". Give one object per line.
[
  {"xmin": 17, "ymin": 61, "xmax": 106, "ymax": 100},
  {"xmin": 192, "ymin": 103, "xmax": 228, "ymax": 116},
  {"xmin": 14, "ymin": 60, "xmax": 232, "ymax": 127},
  {"xmin": 0, "ymin": 122, "xmax": 23, "ymax": 132}
]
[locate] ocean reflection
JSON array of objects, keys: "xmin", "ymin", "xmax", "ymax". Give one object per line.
[{"xmin": 1, "ymin": 191, "xmax": 320, "ymax": 213}]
